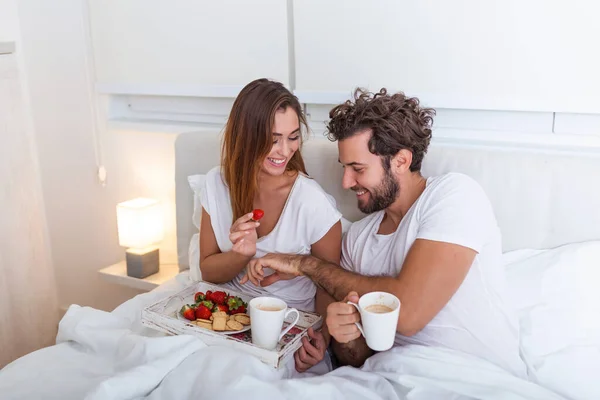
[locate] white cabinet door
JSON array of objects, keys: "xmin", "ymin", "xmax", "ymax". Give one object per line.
[
  {"xmin": 293, "ymin": 0, "xmax": 600, "ymax": 113},
  {"xmin": 90, "ymin": 0, "xmax": 291, "ymax": 96}
]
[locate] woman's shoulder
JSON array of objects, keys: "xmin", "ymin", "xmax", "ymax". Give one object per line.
[
  {"xmin": 296, "ymin": 173, "xmax": 332, "ymax": 196},
  {"xmin": 294, "ymin": 173, "xmax": 340, "ymax": 211},
  {"xmin": 205, "ymin": 166, "xmax": 227, "ymax": 190}
]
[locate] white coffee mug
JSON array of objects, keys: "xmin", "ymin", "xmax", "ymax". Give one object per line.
[
  {"xmin": 249, "ymin": 297, "xmax": 300, "ymax": 350},
  {"xmin": 347, "ymin": 292, "xmax": 401, "ymax": 351}
]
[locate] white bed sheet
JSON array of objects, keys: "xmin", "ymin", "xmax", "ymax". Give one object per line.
[{"xmin": 0, "ymin": 271, "xmax": 569, "ymax": 400}]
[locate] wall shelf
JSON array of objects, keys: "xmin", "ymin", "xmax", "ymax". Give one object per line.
[{"xmin": 0, "ymin": 42, "xmax": 15, "ymax": 55}]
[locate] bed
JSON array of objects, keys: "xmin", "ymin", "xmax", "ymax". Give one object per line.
[{"xmin": 1, "ymin": 131, "xmax": 599, "ymax": 400}]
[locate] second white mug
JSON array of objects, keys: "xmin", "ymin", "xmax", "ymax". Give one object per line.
[
  {"xmin": 347, "ymin": 291, "xmax": 401, "ymax": 352},
  {"xmin": 249, "ymin": 297, "xmax": 300, "ymax": 350}
]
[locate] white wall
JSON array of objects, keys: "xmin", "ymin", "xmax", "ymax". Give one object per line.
[
  {"xmin": 16, "ymin": 0, "xmax": 165, "ymax": 312},
  {"xmin": 0, "ymin": 0, "xmax": 58, "ymax": 367},
  {"xmin": 0, "ymin": 0, "xmax": 19, "ymax": 41}
]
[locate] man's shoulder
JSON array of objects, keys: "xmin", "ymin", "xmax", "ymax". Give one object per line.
[
  {"xmin": 424, "ymin": 172, "xmax": 487, "ymax": 201},
  {"xmin": 420, "ymin": 172, "xmax": 497, "ymax": 234},
  {"xmin": 428, "ymin": 172, "xmax": 481, "ymax": 190}
]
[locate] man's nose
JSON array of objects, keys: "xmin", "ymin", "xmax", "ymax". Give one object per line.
[{"xmin": 342, "ymin": 169, "xmax": 356, "ymax": 190}]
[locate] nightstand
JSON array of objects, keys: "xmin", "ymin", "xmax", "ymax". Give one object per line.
[{"xmin": 98, "ymin": 261, "xmax": 179, "ymax": 291}]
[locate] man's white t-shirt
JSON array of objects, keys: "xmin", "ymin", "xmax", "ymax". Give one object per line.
[
  {"xmin": 341, "ymin": 172, "xmax": 527, "ymax": 378},
  {"xmin": 201, "ymin": 166, "xmax": 342, "ymax": 312}
]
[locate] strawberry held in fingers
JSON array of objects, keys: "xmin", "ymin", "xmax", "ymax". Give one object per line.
[
  {"xmin": 252, "ymin": 209, "xmax": 264, "ymax": 222},
  {"xmin": 181, "ymin": 305, "xmax": 196, "ymax": 321}
]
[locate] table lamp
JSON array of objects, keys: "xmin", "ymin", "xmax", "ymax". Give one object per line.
[{"xmin": 116, "ymin": 198, "xmax": 165, "ymax": 278}]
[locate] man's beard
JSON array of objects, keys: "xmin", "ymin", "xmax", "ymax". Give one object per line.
[{"xmin": 355, "ymin": 168, "xmax": 400, "ymax": 214}]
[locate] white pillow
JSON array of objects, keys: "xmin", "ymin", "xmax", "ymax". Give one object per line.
[
  {"xmin": 189, "ymin": 174, "xmax": 206, "ymax": 231},
  {"xmin": 503, "ymin": 241, "xmax": 600, "ymax": 400},
  {"xmin": 188, "ymin": 174, "xmax": 206, "ymax": 281}
]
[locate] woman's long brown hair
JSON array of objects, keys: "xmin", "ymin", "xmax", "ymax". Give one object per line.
[{"xmin": 221, "ymin": 78, "xmax": 308, "ymax": 223}]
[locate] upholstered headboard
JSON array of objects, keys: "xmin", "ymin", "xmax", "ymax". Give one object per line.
[{"xmin": 175, "ymin": 131, "xmax": 600, "ymax": 271}]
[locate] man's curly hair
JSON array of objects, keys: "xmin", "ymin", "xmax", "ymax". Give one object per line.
[{"xmin": 326, "ymin": 88, "xmax": 435, "ymax": 172}]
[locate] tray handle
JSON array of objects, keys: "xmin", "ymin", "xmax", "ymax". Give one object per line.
[{"xmin": 163, "ymin": 295, "xmax": 185, "ymax": 316}]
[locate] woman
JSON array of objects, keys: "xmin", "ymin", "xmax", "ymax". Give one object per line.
[{"xmin": 199, "ymin": 78, "xmax": 342, "ymax": 374}]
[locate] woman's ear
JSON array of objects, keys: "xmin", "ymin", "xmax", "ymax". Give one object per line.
[{"xmin": 393, "ymin": 149, "xmax": 413, "ymax": 173}]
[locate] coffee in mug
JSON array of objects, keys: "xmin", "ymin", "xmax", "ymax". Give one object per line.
[
  {"xmin": 364, "ymin": 304, "xmax": 393, "ymax": 314},
  {"xmin": 256, "ymin": 305, "xmax": 283, "ymax": 312},
  {"xmin": 348, "ymin": 292, "xmax": 401, "ymax": 352}
]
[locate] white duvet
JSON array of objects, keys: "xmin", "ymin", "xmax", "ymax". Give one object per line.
[{"xmin": 0, "ymin": 274, "xmax": 568, "ymax": 400}]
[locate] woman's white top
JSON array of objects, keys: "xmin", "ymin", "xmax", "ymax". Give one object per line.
[{"xmin": 200, "ymin": 166, "xmax": 342, "ymax": 312}]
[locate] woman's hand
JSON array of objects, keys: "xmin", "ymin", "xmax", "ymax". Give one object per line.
[
  {"xmin": 240, "ymin": 253, "xmax": 303, "ymax": 286},
  {"xmin": 229, "ymin": 212, "xmax": 260, "ymax": 258}
]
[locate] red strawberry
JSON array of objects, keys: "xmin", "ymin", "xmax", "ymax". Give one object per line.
[
  {"xmin": 205, "ymin": 290, "xmax": 213, "ymax": 302},
  {"xmin": 181, "ymin": 305, "xmax": 196, "ymax": 321},
  {"xmin": 227, "ymin": 296, "xmax": 247, "ymax": 315},
  {"xmin": 230, "ymin": 306, "xmax": 246, "ymax": 315},
  {"xmin": 199, "ymin": 300, "xmax": 214, "ymax": 310},
  {"xmin": 210, "ymin": 291, "xmax": 227, "ymax": 305},
  {"xmin": 252, "ymin": 209, "xmax": 264, "ymax": 221},
  {"xmin": 194, "ymin": 292, "xmax": 205, "ymax": 303},
  {"xmin": 195, "ymin": 304, "xmax": 212, "ymax": 320},
  {"xmin": 213, "ymin": 304, "xmax": 228, "ymax": 313}
]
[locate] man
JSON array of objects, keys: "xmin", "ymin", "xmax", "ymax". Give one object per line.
[{"xmin": 242, "ymin": 88, "xmax": 527, "ymax": 378}]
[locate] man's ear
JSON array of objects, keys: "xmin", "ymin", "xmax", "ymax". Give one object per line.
[{"xmin": 393, "ymin": 149, "xmax": 413, "ymax": 173}]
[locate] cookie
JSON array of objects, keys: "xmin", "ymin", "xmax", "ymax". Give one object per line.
[
  {"xmin": 226, "ymin": 320, "xmax": 243, "ymax": 331},
  {"xmin": 212, "ymin": 316, "xmax": 227, "ymax": 331},
  {"xmin": 234, "ymin": 315, "xmax": 250, "ymax": 325},
  {"xmin": 229, "ymin": 315, "xmax": 236, "ymax": 321},
  {"xmin": 195, "ymin": 321, "xmax": 213, "ymax": 330},
  {"xmin": 212, "ymin": 311, "xmax": 227, "ymax": 317},
  {"xmin": 196, "ymin": 318, "xmax": 212, "ymax": 324}
]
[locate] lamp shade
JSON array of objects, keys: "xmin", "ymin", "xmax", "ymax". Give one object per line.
[{"xmin": 116, "ymin": 198, "xmax": 164, "ymax": 249}]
